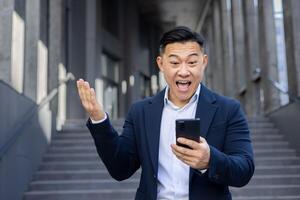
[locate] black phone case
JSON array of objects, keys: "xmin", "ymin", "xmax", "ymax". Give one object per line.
[{"xmin": 176, "ymin": 118, "xmax": 201, "ymax": 149}]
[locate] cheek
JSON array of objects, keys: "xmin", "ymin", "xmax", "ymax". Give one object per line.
[{"xmin": 164, "ymin": 69, "xmax": 177, "ymax": 79}]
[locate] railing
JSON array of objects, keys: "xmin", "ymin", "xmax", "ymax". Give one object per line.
[
  {"xmin": 267, "ymin": 77, "xmax": 300, "ymax": 103},
  {"xmin": 0, "ymin": 73, "xmax": 75, "ymax": 160}
]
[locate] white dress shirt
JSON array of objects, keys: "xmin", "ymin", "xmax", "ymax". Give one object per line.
[{"xmin": 157, "ymin": 84, "xmax": 201, "ymax": 200}]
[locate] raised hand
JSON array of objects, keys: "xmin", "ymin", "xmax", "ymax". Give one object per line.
[{"xmin": 76, "ymin": 79, "xmax": 105, "ymax": 121}]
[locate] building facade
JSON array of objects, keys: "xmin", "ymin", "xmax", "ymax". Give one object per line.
[{"xmin": 1, "ymin": 0, "xmax": 300, "ymax": 199}]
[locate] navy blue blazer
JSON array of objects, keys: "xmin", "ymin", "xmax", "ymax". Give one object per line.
[{"xmin": 87, "ymin": 84, "xmax": 255, "ymax": 200}]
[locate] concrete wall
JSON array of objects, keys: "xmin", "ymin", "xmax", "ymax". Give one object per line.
[
  {"xmin": 0, "ymin": 81, "xmax": 53, "ymax": 200},
  {"xmin": 268, "ymin": 101, "xmax": 300, "ymax": 155}
]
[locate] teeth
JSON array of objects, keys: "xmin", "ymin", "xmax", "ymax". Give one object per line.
[{"xmin": 177, "ymin": 80, "xmax": 190, "ymax": 84}]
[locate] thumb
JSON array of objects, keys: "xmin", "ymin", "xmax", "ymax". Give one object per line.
[{"xmin": 199, "ymin": 136, "xmax": 206, "ymax": 143}]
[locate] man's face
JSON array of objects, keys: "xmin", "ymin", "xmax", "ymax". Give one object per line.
[{"xmin": 156, "ymin": 41, "xmax": 208, "ymax": 107}]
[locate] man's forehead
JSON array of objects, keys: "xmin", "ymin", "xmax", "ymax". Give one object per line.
[{"xmin": 164, "ymin": 41, "xmax": 202, "ymax": 55}]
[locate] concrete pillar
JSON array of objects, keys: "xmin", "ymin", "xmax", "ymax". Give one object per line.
[
  {"xmin": 24, "ymin": 0, "xmax": 40, "ymax": 101},
  {"xmin": 231, "ymin": 0, "xmax": 247, "ymax": 105},
  {"xmin": 11, "ymin": 0, "xmax": 26, "ymax": 93},
  {"xmin": 48, "ymin": 0, "xmax": 66, "ymax": 130},
  {"xmin": 212, "ymin": 0, "xmax": 224, "ymax": 94},
  {"xmin": 243, "ymin": 0, "xmax": 262, "ymax": 116},
  {"xmin": 123, "ymin": 0, "xmax": 141, "ymax": 104},
  {"xmin": 85, "ymin": 0, "xmax": 97, "ymax": 84},
  {"xmin": 67, "ymin": 0, "xmax": 86, "ymax": 119},
  {"xmin": 206, "ymin": 17, "xmax": 216, "ymax": 90},
  {"xmin": 0, "ymin": 0, "xmax": 14, "ymax": 83},
  {"xmin": 220, "ymin": 0, "xmax": 235, "ymax": 97},
  {"xmin": 258, "ymin": 0, "xmax": 280, "ymax": 113},
  {"xmin": 283, "ymin": 0, "xmax": 300, "ymax": 97}
]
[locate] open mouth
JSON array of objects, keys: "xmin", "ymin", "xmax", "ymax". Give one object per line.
[{"xmin": 176, "ymin": 80, "xmax": 191, "ymax": 92}]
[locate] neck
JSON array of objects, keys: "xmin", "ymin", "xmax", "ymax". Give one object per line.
[{"xmin": 168, "ymin": 92, "xmax": 191, "ymax": 108}]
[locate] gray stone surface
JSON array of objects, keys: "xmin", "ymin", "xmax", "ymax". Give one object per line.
[
  {"xmin": 231, "ymin": 0, "xmax": 247, "ymax": 100},
  {"xmin": 0, "ymin": 81, "xmax": 53, "ymax": 200},
  {"xmin": 220, "ymin": 0, "xmax": 235, "ymax": 97},
  {"xmin": 212, "ymin": 0, "xmax": 224, "ymax": 94},
  {"xmin": 0, "ymin": 0, "xmax": 13, "ymax": 83},
  {"xmin": 48, "ymin": 0, "xmax": 65, "ymax": 132},
  {"xmin": 24, "ymin": 0, "xmax": 40, "ymax": 102},
  {"xmin": 243, "ymin": 0, "xmax": 261, "ymax": 116},
  {"xmin": 258, "ymin": 0, "xmax": 280, "ymax": 113},
  {"xmin": 283, "ymin": 0, "xmax": 300, "ymax": 97}
]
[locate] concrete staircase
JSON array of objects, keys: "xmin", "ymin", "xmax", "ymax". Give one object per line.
[
  {"xmin": 23, "ymin": 119, "xmax": 139, "ymax": 200},
  {"xmin": 23, "ymin": 117, "xmax": 300, "ymax": 200},
  {"xmin": 231, "ymin": 116, "xmax": 300, "ymax": 200}
]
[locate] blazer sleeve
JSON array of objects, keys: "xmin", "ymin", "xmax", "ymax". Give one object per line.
[
  {"xmin": 207, "ymin": 101, "xmax": 255, "ymax": 187},
  {"xmin": 86, "ymin": 105, "xmax": 140, "ymax": 181}
]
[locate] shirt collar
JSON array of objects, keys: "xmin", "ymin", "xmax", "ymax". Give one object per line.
[{"xmin": 164, "ymin": 83, "xmax": 201, "ymax": 107}]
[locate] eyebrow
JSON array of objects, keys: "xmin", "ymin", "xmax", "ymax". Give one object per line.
[{"xmin": 168, "ymin": 53, "xmax": 200, "ymax": 58}]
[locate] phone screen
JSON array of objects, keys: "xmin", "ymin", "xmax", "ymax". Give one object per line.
[{"xmin": 176, "ymin": 118, "xmax": 201, "ymax": 149}]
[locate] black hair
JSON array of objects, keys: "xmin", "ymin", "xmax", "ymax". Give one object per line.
[{"xmin": 159, "ymin": 26, "xmax": 206, "ymax": 54}]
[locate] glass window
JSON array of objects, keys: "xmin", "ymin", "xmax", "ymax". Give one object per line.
[
  {"xmin": 100, "ymin": 53, "xmax": 120, "ymax": 119},
  {"xmin": 140, "ymin": 74, "xmax": 151, "ymax": 98},
  {"xmin": 101, "ymin": 0, "xmax": 119, "ymax": 37}
]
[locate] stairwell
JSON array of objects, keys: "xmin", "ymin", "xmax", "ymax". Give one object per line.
[
  {"xmin": 231, "ymin": 117, "xmax": 300, "ymax": 200},
  {"xmin": 23, "ymin": 117, "xmax": 300, "ymax": 200}
]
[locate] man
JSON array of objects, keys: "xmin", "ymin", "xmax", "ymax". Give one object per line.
[{"xmin": 77, "ymin": 26, "xmax": 254, "ymax": 200}]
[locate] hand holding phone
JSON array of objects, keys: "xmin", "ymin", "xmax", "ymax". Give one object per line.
[{"xmin": 176, "ymin": 118, "xmax": 201, "ymax": 149}]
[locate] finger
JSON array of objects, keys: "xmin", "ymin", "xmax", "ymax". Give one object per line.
[
  {"xmin": 90, "ymin": 88, "xmax": 101, "ymax": 108},
  {"xmin": 171, "ymin": 148, "xmax": 197, "ymax": 166},
  {"xmin": 83, "ymin": 81, "xmax": 91, "ymax": 105},
  {"xmin": 171, "ymin": 143, "xmax": 198, "ymax": 158},
  {"xmin": 77, "ymin": 80, "xmax": 88, "ymax": 105},
  {"xmin": 182, "ymin": 160, "xmax": 196, "ymax": 168},
  {"xmin": 177, "ymin": 137, "xmax": 201, "ymax": 150}
]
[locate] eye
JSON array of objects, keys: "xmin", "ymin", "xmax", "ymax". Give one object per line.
[
  {"xmin": 170, "ymin": 61, "xmax": 179, "ymax": 65},
  {"xmin": 188, "ymin": 61, "xmax": 197, "ymax": 65}
]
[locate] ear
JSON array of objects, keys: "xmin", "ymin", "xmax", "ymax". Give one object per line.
[
  {"xmin": 156, "ymin": 56, "xmax": 164, "ymax": 72},
  {"xmin": 202, "ymin": 54, "xmax": 208, "ymax": 70}
]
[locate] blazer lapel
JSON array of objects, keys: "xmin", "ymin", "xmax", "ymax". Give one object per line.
[
  {"xmin": 144, "ymin": 89, "xmax": 165, "ymax": 175},
  {"xmin": 190, "ymin": 84, "xmax": 218, "ymax": 181},
  {"xmin": 195, "ymin": 84, "xmax": 218, "ymax": 139}
]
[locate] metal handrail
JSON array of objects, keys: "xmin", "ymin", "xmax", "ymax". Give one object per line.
[
  {"xmin": 0, "ymin": 73, "xmax": 75, "ymax": 159},
  {"xmin": 267, "ymin": 77, "xmax": 300, "ymax": 103}
]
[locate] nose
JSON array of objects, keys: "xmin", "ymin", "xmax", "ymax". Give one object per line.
[{"xmin": 178, "ymin": 64, "xmax": 190, "ymax": 77}]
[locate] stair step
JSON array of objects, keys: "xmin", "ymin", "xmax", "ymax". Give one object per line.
[
  {"xmin": 43, "ymin": 153, "xmax": 100, "ymax": 162},
  {"xmin": 233, "ymin": 195, "xmax": 300, "ymax": 200},
  {"xmin": 247, "ymin": 117, "xmax": 270, "ymax": 123},
  {"xmin": 50, "ymin": 139, "xmax": 94, "ymax": 147},
  {"xmin": 248, "ymin": 123, "xmax": 274, "ymax": 128},
  {"xmin": 255, "ymin": 156, "xmax": 300, "ymax": 165},
  {"xmin": 250, "ymin": 128, "xmax": 279, "ymax": 134},
  {"xmin": 29, "ymin": 179, "xmax": 139, "ymax": 191},
  {"xmin": 47, "ymin": 146, "xmax": 97, "ymax": 154},
  {"xmin": 252, "ymin": 141, "xmax": 290, "ymax": 149},
  {"xmin": 251, "ymin": 134, "xmax": 284, "ymax": 140},
  {"xmin": 34, "ymin": 170, "xmax": 141, "ymax": 181},
  {"xmin": 248, "ymin": 174, "xmax": 300, "ymax": 185},
  {"xmin": 254, "ymin": 148, "xmax": 296, "ymax": 157},
  {"xmin": 39, "ymin": 161, "xmax": 105, "ymax": 170},
  {"xmin": 231, "ymin": 185, "xmax": 300, "ymax": 196},
  {"xmin": 53, "ymin": 134, "xmax": 93, "ymax": 140},
  {"xmin": 254, "ymin": 165, "xmax": 300, "ymax": 175},
  {"xmin": 23, "ymin": 189, "xmax": 136, "ymax": 200}
]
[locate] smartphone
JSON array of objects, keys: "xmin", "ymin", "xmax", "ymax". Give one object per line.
[{"xmin": 176, "ymin": 118, "xmax": 201, "ymax": 149}]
